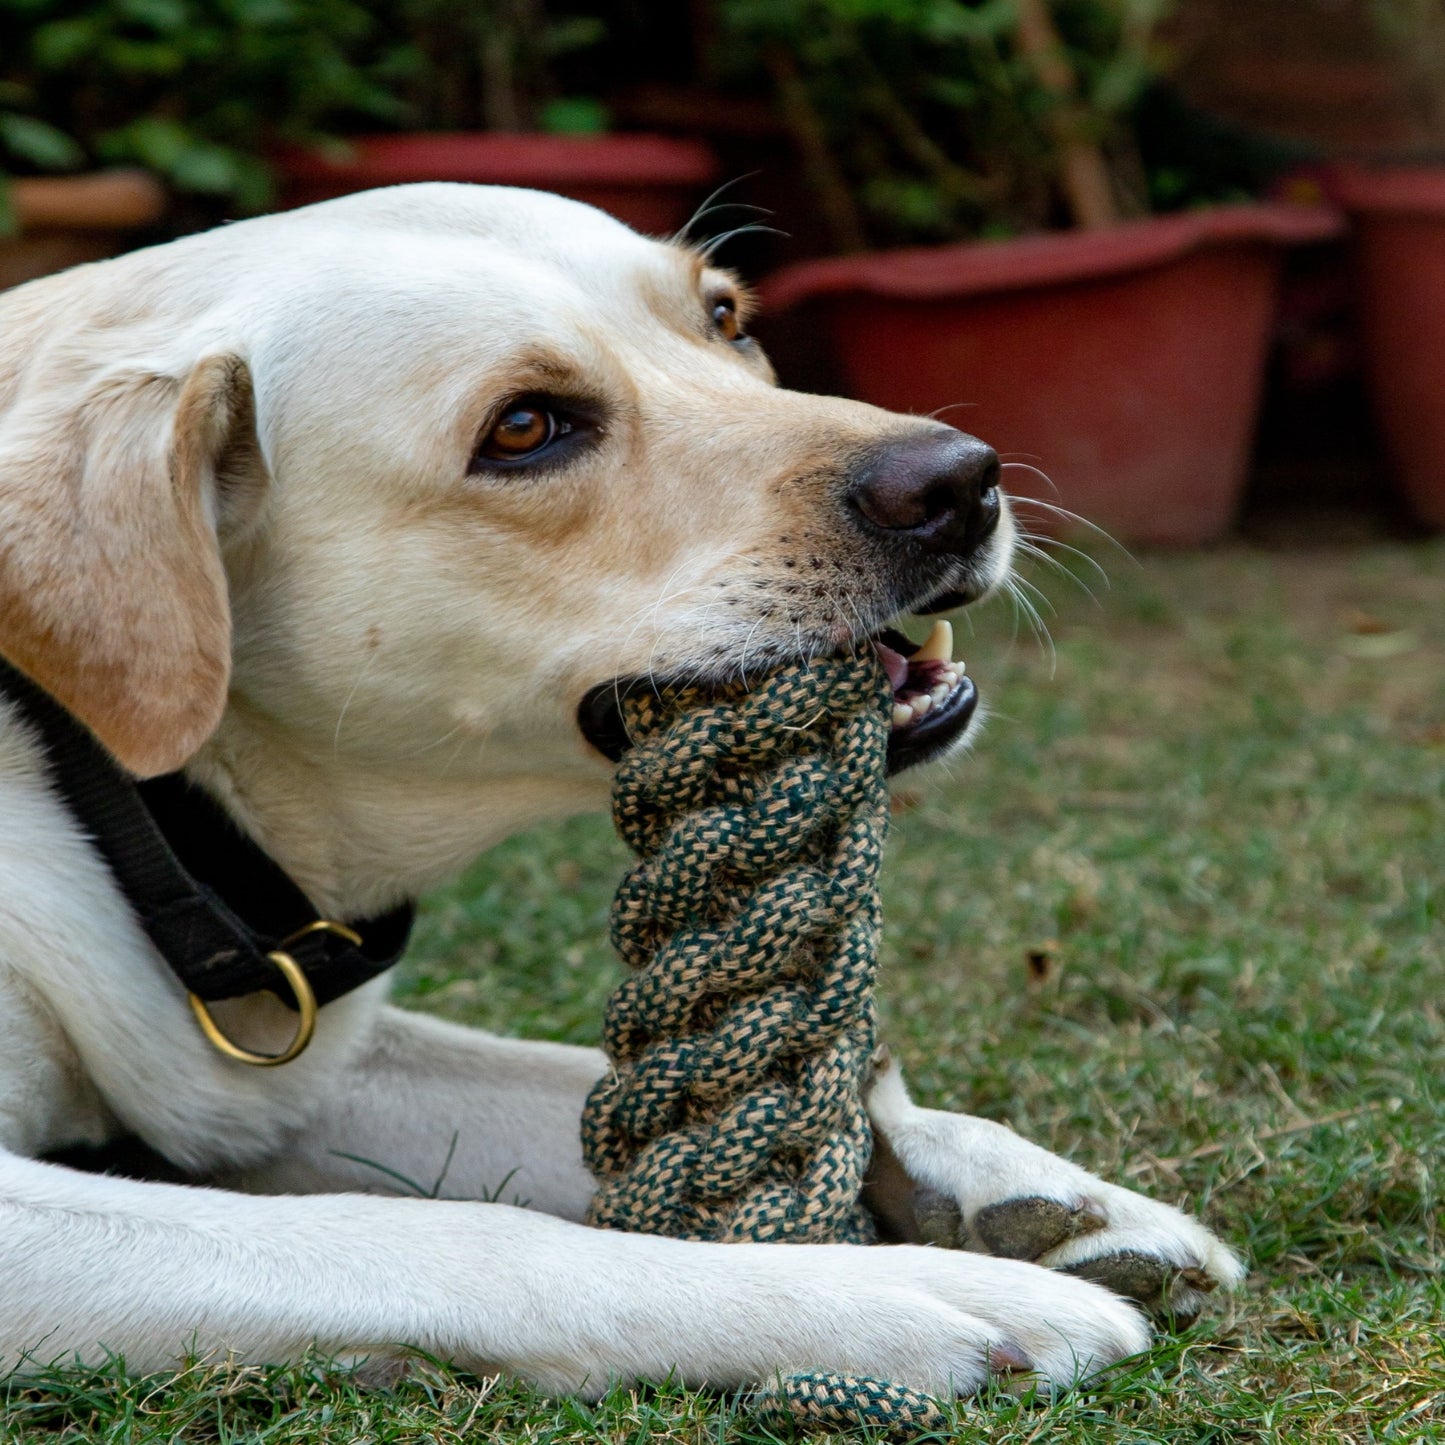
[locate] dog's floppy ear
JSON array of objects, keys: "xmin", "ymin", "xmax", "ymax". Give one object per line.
[{"xmin": 0, "ymin": 344, "xmax": 260, "ymax": 778}]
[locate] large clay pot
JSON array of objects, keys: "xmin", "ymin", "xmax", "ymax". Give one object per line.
[
  {"xmin": 1, "ymin": 170, "xmax": 165, "ymax": 292},
  {"xmin": 761, "ymin": 205, "xmax": 1343, "ymax": 545},
  {"xmin": 275, "ymin": 133, "xmax": 717, "ymax": 235},
  {"xmin": 1330, "ymin": 167, "xmax": 1445, "ymax": 529}
]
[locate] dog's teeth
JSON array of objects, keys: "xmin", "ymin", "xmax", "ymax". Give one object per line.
[
  {"xmin": 891, "ymin": 702, "xmax": 915, "ymax": 728},
  {"xmin": 913, "ymin": 618, "xmax": 954, "ymax": 664},
  {"xmin": 930, "ymin": 682, "xmax": 952, "ymax": 703},
  {"xmin": 910, "ymin": 692, "xmax": 933, "ymax": 718}
]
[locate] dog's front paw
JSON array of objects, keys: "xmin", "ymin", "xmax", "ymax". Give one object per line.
[
  {"xmin": 586, "ymin": 1231, "xmax": 1151, "ymax": 1400},
  {"xmin": 867, "ymin": 1063, "xmax": 1245, "ymax": 1325}
]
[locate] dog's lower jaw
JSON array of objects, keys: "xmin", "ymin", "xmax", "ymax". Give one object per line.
[
  {"xmin": 183, "ymin": 709, "xmax": 610, "ymax": 923},
  {"xmin": 920, "ymin": 696, "xmax": 990, "ymax": 770}
]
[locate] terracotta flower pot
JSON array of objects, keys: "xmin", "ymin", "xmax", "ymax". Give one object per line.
[
  {"xmin": 275, "ymin": 132, "xmax": 717, "ymax": 235},
  {"xmin": 761, "ymin": 205, "xmax": 1343, "ymax": 545},
  {"xmin": 1329, "ymin": 167, "xmax": 1445, "ymax": 530},
  {"xmin": 1, "ymin": 170, "xmax": 166, "ymax": 292}
]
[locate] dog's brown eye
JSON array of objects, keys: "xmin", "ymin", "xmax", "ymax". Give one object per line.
[
  {"xmin": 480, "ymin": 404, "xmax": 557, "ymax": 459},
  {"xmin": 712, "ymin": 297, "xmax": 743, "ymax": 342}
]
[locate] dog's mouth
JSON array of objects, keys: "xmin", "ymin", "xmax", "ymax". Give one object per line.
[
  {"xmin": 873, "ymin": 618, "xmax": 978, "ymax": 771},
  {"xmin": 577, "ymin": 614, "xmax": 978, "ymax": 776}
]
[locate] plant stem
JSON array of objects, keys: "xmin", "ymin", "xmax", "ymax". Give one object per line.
[
  {"xmin": 481, "ymin": 29, "xmax": 521, "ymax": 132},
  {"xmin": 766, "ymin": 46, "xmax": 868, "ymax": 254},
  {"xmin": 849, "ymin": 48, "xmax": 995, "ymax": 208},
  {"xmin": 1011, "ymin": 0, "xmax": 1119, "ymax": 229}
]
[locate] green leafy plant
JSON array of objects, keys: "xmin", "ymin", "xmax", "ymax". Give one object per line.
[
  {"xmin": 1369, "ymin": 0, "xmax": 1445, "ymax": 143},
  {"xmin": 377, "ymin": 0, "xmax": 609, "ymax": 134},
  {"xmin": 0, "ymin": 0, "xmax": 406, "ymax": 215},
  {"xmin": 716, "ymin": 0, "xmax": 1177, "ymax": 247},
  {"xmin": 0, "ymin": 0, "xmax": 610, "ymax": 228}
]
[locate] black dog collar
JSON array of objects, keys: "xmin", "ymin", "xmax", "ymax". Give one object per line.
[{"xmin": 0, "ymin": 654, "xmax": 413, "ymax": 1061}]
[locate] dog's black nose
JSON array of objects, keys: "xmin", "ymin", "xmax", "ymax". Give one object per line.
[{"xmin": 849, "ymin": 431, "xmax": 1001, "ymax": 557}]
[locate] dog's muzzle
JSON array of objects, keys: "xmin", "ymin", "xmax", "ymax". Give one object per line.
[
  {"xmin": 578, "ymin": 427, "xmax": 1003, "ymax": 774},
  {"xmin": 577, "ymin": 615, "xmax": 978, "ymax": 776}
]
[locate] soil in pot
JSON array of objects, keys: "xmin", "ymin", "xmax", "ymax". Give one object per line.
[{"xmin": 762, "ymin": 205, "xmax": 1342, "ymax": 546}]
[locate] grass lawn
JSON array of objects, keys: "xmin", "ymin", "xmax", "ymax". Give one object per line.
[{"xmin": 5, "ymin": 539, "xmax": 1442, "ymax": 1443}]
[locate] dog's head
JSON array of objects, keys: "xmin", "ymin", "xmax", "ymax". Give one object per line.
[{"xmin": 0, "ymin": 185, "xmax": 1012, "ymax": 898}]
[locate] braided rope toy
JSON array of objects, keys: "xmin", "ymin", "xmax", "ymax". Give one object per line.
[{"xmin": 580, "ymin": 651, "xmax": 950, "ymax": 1433}]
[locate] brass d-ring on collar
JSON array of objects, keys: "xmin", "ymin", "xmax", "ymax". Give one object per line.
[{"xmin": 187, "ymin": 920, "xmax": 361, "ymax": 1067}]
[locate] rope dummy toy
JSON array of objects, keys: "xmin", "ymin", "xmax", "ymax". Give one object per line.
[{"xmin": 580, "ymin": 650, "xmax": 951, "ymax": 1433}]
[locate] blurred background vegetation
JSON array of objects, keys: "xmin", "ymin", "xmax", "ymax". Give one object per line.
[
  {"xmin": 0, "ymin": 0, "xmax": 1310, "ymax": 232},
  {"xmin": 1, "ymin": 1, "xmax": 1441, "ymax": 248},
  {"xmin": 4, "ymin": 0, "xmax": 1443, "ymax": 246}
]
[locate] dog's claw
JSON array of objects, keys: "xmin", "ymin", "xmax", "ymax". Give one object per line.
[
  {"xmin": 1062, "ymin": 1249, "xmax": 1208, "ymax": 1325},
  {"xmin": 1181, "ymin": 1265, "xmax": 1219, "ymax": 1294},
  {"xmin": 914, "ymin": 1185, "xmax": 966, "ymax": 1247},
  {"xmin": 972, "ymin": 1195, "xmax": 1107, "ymax": 1261}
]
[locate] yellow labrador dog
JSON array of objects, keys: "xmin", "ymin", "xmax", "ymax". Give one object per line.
[{"xmin": 0, "ymin": 185, "xmax": 1241, "ymax": 1395}]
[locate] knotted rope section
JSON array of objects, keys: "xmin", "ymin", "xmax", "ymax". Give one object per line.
[{"xmin": 581, "ymin": 651, "xmax": 950, "ymax": 1434}]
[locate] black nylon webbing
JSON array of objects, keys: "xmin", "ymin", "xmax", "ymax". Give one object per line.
[{"xmin": 0, "ymin": 654, "xmax": 413, "ymax": 1006}]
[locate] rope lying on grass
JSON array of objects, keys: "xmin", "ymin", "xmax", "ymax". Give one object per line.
[{"xmin": 580, "ymin": 652, "xmax": 949, "ymax": 1433}]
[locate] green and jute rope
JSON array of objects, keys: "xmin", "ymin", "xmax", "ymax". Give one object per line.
[{"xmin": 580, "ymin": 651, "xmax": 950, "ymax": 1433}]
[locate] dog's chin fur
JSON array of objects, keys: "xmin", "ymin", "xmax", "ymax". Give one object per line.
[{"xmin": 0, "ymin": 183, "xmax": 1239, "ymax": 1394}]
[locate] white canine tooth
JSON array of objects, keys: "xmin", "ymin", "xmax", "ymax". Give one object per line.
[
  {"xmin": 930, "ymin": 682, "xmax": 951, "ymax": 703},
  {"xmin": 910, "ymin": 692, "xmax": 933, "ymax": 717},
  {"xmin": 913, "ymin": 618, "xmax": 954, "ymax": 664},
  {"xmin": 891, "ymin": 702, "xmax": 915, "ymax": 729}
]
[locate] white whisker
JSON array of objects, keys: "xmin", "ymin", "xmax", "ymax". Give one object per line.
[
  {"xmin": 696, "ymin": 223, "xmax": 790, "ymax": 259},
  {"xmin": 1011, "ymin": 571, "xmax": 1057, "ymax": 617},
  {"xmin": 1015, "ymin": 536, "xmax": 1110, "ymax": 601},
  {"xmin": 1000, "ymin": 460, "xmax": 1061, "ymax": 498},
  {"xmin": 404, "ymin": 719, "xmax": 466, "ymax": 759},
  {"xmin": 331, "ymin": 650, "xmax": 380, "ymax": 759},
  {"xmin": 735, "ymin": 616, "xmax": 769, "ymax": 689},
  {"xmin": 1002, "ymin": 575, "xmax": 1057, "ymax": 676},
  {"xmin": 1004, "ymin": 486, "xmax": 1136, "ymax": 565},
  {"xmin": 669, "ymin": 175, "xmax": 767, "ymax": 245}
]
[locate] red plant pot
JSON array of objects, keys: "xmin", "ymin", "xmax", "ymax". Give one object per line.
[
  {"xmin": 275, "ymin": 133, "xmax": 717, "ymax": 235},
  {"xmin": 1, "ymin": 169, "xmax": 165, "ymax": 292},
  {"xmin": 761, "ymin": 205, "xmax": 1342, "ymax": 545},
  {"xmin": 1329, "ymin": 167, "xmax": 1445, "ymax": 530}
]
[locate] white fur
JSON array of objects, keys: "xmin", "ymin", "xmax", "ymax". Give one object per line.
[
  {"xmin": 0, "ymin": 184, "xmax": 1234, "ymax": 1397},
  {"xmin": 867, "ymin": 1063, "xmax": 1246, "ymax": 1286}
]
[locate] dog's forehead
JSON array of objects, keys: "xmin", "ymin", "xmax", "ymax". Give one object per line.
[
  {"xmin": 292, "ymin": 182, "xmax": 660, "ymax": 250},
  {"xmin": 250, "ymin": 186, "xmax": 704, "ymax": 362},
  {"xmin": 296, "ymin": 185, "xmax": 688, "ymax": 299}
]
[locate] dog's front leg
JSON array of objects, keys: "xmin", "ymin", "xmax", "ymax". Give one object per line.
[
  {"xmin": 218, "ymin": 1006, "xmax": 605, "ymax": 1219},
  {"xmin": 221, "ymin": 1005, "xmax": 1239, "ymax": 1328},
  {"xmin": 863, "ymin": 1056, "xmax": 1245, "ymax": 1323},
  {"xmin": 1, "ymin": 1147, "xmax": 1150, "ymax": 1390}
]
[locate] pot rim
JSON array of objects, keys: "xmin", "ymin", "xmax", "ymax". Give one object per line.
[
  {"xmin": 275, "ymin": 132, "xmax": 717, "ymax": 188},
  {"xmin": 8, "ymin": 169, "xmax": 165, "ymax": 231},
  {"xmin": 1326, "ymin": 164, "xmax": 1445, "ymax": 216},
  {"xmin": 759, "ymin": 203, "xmax": 1344, "ymax": 310}
]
